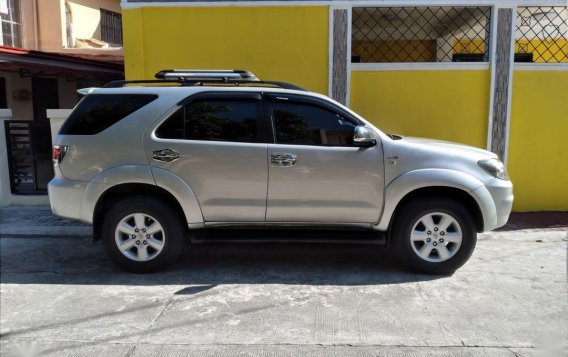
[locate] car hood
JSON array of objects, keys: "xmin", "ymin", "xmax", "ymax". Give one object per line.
[{"xmin": 401, "ymin": 136, "xmax": 497, "ymax": 160}]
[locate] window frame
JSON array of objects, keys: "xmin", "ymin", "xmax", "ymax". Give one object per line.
[
  {"xmin": 264, "ymin": 93, "xmax": 363, "ymax": 147},
  {"xmin": 1, "ymin": 0, "xmax": 22, "ymax": 47},
  {"xmin": 156, "ymin": 91, "xmax": 271, "ymax": 144}
]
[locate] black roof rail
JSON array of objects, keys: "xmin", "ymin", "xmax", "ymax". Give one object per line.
[
  {"xmin": 102, "ymin": 69, "xmax": 306, "ymax": 91},
  {"xmin": 234, "ymin": 80, "xmax": 306, "ymax": 91},
  {"xmin": 103, "ymin": 79, "xmax": 181, "ymax": 88}
]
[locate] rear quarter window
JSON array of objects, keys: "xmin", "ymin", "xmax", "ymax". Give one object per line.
[{"xmin": 60, "ymin": 94, "xmax": 158, "ymax": 135}]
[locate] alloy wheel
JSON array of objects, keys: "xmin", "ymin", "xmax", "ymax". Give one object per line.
[
  {"xmin": 409, "ymin": 212, "xmax": 463, "ymax": 263},
  {"xmin": 114, "ymin": 213, "xmax": 166, "ymax": 262}
]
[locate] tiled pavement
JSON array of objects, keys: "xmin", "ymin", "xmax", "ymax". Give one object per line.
[
  {"xmin": 0, "ymin": 205, "xmax": 91, "ymax": 237},
  {"xmin": 0, "ymin": 205, "xmax": 87, "ymax": 227}
]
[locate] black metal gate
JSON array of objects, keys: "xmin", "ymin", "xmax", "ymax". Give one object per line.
[{"xmin": 4, "ymin": 120, "xmax": 54, "ymax": 194}]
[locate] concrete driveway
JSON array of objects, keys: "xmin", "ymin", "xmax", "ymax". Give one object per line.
[{"xmin": 0, "ymin": 229, "xmax": 566, "ymax": 356}]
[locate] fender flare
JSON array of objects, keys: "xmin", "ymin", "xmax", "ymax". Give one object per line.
[
  {"xmin": 80, "ymin": 165, "xmax": 204, "ymax": 226},
  {"xmin": 375, "ymin": 169, "xmax": 496, "ymax": 231},
  {"xmin": 150, "ymin": 167, "xmax": 204, "ymax": 225}
]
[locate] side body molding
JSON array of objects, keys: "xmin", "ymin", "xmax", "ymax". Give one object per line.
[
  {"xmin": 80, "ymin": 165, "xmax": 204, "ymax": 227},
  {"xmin": 375, "ymin": 168, "xmax": 496, "ymax": 232}
]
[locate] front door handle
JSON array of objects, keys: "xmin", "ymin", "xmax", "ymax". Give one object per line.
[
  {"xmin": 271, "ymin": 152, "xmax": 297, "ymax": 167},
  {"xmin": 153, "ymin": 148, "xmax": 181, "ymax": 162}
]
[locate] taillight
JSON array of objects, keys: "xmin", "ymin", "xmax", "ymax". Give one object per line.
[{"xmin": 52, "ymin": 145, "xmax": 69, "ymax": 166}]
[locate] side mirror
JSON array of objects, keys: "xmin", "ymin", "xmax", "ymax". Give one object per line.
[{"xmin": 353, "ymin": 125, "xmax": 376, "ymax": 147}]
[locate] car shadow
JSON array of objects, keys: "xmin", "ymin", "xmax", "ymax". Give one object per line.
[{"xmin": 0, "ymin": 231, "xmax": 448, "ymax": 290}]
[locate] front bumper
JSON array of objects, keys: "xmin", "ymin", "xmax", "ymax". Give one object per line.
[{"xmin": 478, "ymin": 178, "xmax": 514, "ymax": 231}]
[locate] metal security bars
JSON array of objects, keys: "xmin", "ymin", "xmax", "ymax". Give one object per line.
[
  {"xmin": 4, "ymin": 120, "xmax": 54, "ymax": 194},
  {"xmin": 515, "ymin": 7, "xmax": 568, "ymax": 63},
  {"xmin": 351, "ymin": 7, "xmax": 492, "ymax": 63},
  {"xmin": 100, "ymin": 9, "xmax": 123, "ymax": 45}
]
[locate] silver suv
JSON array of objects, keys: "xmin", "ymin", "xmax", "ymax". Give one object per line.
[{"xmin": 48, "ymin": 70, "xmax": 513, "ymax": 274}]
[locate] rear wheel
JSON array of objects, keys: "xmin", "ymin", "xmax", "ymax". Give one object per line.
[
  {"xmin": 102, "ymin": 196, "xmax": 185, "ymax": 273},
  {"xmin": 392, "ymin": 198, "xmax": 476, "ymax": 275}
]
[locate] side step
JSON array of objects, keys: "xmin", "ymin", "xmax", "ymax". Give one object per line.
[{"xmin": 190, "ymin": 228, "xmax": 387, "ymax": 245}]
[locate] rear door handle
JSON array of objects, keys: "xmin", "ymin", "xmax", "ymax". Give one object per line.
[
  {"xmin": 271, "ymin": 152, "xmax": 297, "ymax": 167},
  {"xmin": 153, "ymin": 148, "xmax": 181, "ymax": 162}
]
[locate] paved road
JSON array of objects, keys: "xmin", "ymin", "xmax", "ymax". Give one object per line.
[{"xmin": 1, "ymin": 230, "xmax": 566, "ymax": 356}]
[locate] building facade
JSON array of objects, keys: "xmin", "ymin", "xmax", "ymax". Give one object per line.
[
  {"xmin": 1, "ymin": 0, "xmax": 123, "ymax": 120},
  {"xmin": 0, "ymin": 0, "xmax": 123, "ymax": 205},
  {"xmin": 122, "ymin": 0, "xmax": 567, "ymax": 212}
]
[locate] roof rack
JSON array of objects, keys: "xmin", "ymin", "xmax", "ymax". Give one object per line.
[
  {"xmin": 155, "ymin": 69, "xmax": 259, "ymax": 82},
  {"xmin": 103, "ymin": 69, "xmax": 306, "ymax": 91}
]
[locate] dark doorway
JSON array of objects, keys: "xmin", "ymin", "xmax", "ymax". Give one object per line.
[
  {"xmin": 0, "ymin": 77, "xmax": 7, "ymax": 108},
  {"xmin": 32, "ymin": 77, "xmax": 59, "ymax": 120}
]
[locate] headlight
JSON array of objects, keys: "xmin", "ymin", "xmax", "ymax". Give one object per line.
[{"xmin": 478, "ymin": 158, "xmax": 509, "ymax": 180}]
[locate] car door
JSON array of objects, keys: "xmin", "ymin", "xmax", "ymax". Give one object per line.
[
  {"xmin": 265, "ymin": 93, "xmax": 385, "ymax": 223},
  {"xmin": 147, "ymin": 92, "xmax": 269, "ymax": 222}
]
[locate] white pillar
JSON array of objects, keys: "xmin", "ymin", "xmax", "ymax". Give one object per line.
[
  {"xmin": 47, "ymin": 109, "xmax": 73, "ymax": 145},
  {"xmin": 0, "ymin": 109, "xmax": 14, "ymax": 207}
]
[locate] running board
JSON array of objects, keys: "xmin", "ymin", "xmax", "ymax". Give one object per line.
[{"xmin": 190, "ymin": 228, "xmax": 387, "ymax": 245}]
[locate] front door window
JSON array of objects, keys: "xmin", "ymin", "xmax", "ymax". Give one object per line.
[{"xmin": 272, "ymin": 101, "xmax": 356, "ymax": 146}]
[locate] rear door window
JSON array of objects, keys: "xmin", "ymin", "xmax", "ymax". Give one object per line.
[
  {"xmin": 156, "ymin": 98, "xmax": 262, "ymax": 143},
  {"xmin": 60, "ymin": 94, "xmax": 158, "ymax": 135}
]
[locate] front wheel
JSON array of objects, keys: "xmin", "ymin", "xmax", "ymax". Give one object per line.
[
  {"xmin": 102, "ymin": 196, "xmax": 185, "ymax": 273},
  {"xmin": 392, "ymin": 198, "xmax": 477, "ymax": 275}
]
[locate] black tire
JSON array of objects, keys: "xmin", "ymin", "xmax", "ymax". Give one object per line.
[
  {"xmin": 391, "ymin": 198, "xmax": 477, "ymax": 275},
  {"xmin": 101, "ymin": 196, "xmax": 185, "ymax": 273}
]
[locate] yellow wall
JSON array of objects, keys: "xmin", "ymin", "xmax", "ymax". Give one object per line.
[
  {"xmin": 122, "ymin": 7, "xmax": 329, "ymax": 94},
  {"xmin": 350, "ymin": 70, "xmax": 490, "ymax": 148},
  {"xmin": 508, "ymin": 70, "xmax": 568, "ymax": 211}
]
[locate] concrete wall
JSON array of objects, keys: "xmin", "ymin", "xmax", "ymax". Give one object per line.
[
  {"xmin": 508, "ymin": 69, "xmax": 568, "ymax": 211},
  {"xmin": 19, "ymin": 0, "xmax": 38, "ymax": 49},
  {"xmin": 350, "ymin": 70, "xmax": 491, "ymax": 148},
  {"xmin": 107, "ymin": 3, "xmax": 568, "ymax": 212},
  {"xmin": 35, "ymin": 0, "xmax": 65, "ymax": 52},
  {"xmin": 123, "ymin": 6, "xmax": 329, "ymax": 94}
]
